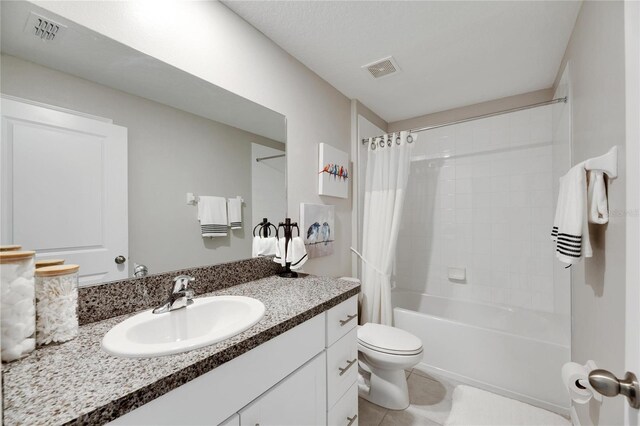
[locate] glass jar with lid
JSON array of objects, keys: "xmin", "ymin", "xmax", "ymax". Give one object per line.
[
  {"xmin": 35, "ymin": 264, "xmax": 80, "ymax": 345},
  {"xmin": 0, "ymin": 250, "xmax": 36, "ymax": 362}
]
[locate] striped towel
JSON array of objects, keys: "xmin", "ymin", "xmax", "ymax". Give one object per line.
[
  {"xmin": 551, "ymin": 163, "xmax": 592, "ymax": 264},
  {"xmin": 227, "ymin": 197, "xmax": 243, "ymax": 230},
  {"xmin": 197, "ymin": 196, "xmax": 228, "ymax": 237}
]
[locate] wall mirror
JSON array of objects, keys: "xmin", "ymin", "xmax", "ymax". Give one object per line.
[{"xmin": 0, "ymin": 2, "xmax": 287, "ymax": 286}]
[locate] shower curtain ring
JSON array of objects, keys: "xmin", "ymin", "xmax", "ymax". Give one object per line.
[
  {"xmin": 407, "ymin": 133, "xmax": 414, "ymax": 143},
  {"xmin": 387, "ymin": 136, "xmax": 392, "ymax": 147},
  {"xmin": 379, "ymin": 138, "xmax": 385, "ymax": 148},
  {"xmin": 396, "ymin": 133, "xmax": 401, "ymax": 145},
  {"xmin": 371, "ymin": 140, "xmax": 377, "ymax": 150}
]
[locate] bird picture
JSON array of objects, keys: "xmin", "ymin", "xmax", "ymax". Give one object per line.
[
  {"xmin": 320, "ymin": 222, "xmax": 330, "ymax": 245},
  {"xmin": 307, "ymin": 222, "xmax": 321, "ymax": 244},
  {"xmin": 301, "ymin": 203, "xmax": 335, "ymax": 258}
]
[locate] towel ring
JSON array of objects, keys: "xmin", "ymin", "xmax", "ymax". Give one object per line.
[
  {"xmin": 252, "ymin": 222, "xmax": 277, "ymax": 237},
  {"xmin": 276, "ymin": 223, "xmax": 300, "ymax": 239}
]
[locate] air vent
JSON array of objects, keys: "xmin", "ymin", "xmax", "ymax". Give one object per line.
[
  {"xmin": 362, "ymin": 56, "xmax": 401, "ymax": 79},
  {"xmin": 24, "ymin": 12, "xmax": 66, "ymax": 42}
]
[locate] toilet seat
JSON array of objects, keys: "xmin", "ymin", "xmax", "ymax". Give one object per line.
[{"xmin": 357, "ymin": 323, "xmax": 423, "ymax": 356}]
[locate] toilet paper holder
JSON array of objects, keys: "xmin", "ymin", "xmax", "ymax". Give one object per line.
[{"xmin": 588, "ymin": 369, "xmax": 640, "ymax": 409}]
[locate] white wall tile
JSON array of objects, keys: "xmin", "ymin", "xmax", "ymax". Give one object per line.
[{"xmin": 395, "ymin": 105, "xmax": 565, "ymax": 315}]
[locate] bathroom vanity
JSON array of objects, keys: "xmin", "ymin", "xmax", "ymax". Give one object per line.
[{"xmin": 1, "ymin": 274, "xmax": 360, "ymax": 426}]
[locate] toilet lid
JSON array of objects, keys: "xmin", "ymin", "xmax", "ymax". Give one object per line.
[{"xmin": 358, "ymin": 323, "xmax": 423, "ymax": 355}]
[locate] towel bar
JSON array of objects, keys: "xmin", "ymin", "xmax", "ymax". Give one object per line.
[{"xmin": 584, "ymin": 146, "xmax": 617, "ymax": 179}]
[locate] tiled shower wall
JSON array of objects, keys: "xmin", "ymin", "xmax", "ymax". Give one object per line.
[{"xmin": 395, "ymin": 104, "xmax": 570, "ymax": 313}]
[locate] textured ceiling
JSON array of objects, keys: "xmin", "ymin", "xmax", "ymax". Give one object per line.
[{"xmin": 224, "ymin": 1, "xmax": 581, "ymax": 123}]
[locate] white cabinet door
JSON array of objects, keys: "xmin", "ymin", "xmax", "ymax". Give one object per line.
[
  {"xmin": 239, "ymin": 352, "xmax": 327, "ymax": 426},
  {"xmin": 1, "ymin": 97, "xmax": 128, "ymax": 285}
]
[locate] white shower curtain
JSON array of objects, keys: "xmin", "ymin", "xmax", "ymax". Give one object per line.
[{"xmin": 360, "ymin": 131, "xmax": 414, "ymax": 325}]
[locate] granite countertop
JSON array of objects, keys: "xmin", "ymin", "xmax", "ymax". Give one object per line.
[{"xmin": 2, "ymin": 275, "xmax": 360, "ymax": 426}]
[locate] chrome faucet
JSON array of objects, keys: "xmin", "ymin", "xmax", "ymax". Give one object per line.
[{"xmin": 152, "ymin": 275, "xmax": 195, "ymax": 314}]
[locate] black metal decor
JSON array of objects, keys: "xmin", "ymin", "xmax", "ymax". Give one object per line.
[
  {"xmin": 278, "ymin": 218, "xmax": 300, "ymax": 278},
  {"xmin": 252, "ymin": 218, "xmax": 276, "ymax": 238}
]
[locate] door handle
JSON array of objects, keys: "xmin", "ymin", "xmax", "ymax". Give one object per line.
[
  {"xmin": 588, "ymin": 369, "xmax": 640, "ymax": 409},
  {"xmin": 114, "ymin": 255, "xmax": 126, "ymax": 264},
  {"xmin": 347, "ymin": 414, "xmax": 358, "ymax": 426}
]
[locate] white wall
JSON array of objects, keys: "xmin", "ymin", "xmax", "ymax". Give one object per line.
[
  {"xmin": 353, "ymin": 115, "xmax": 385, "ymax": 277},
  {"xmin": 554, "ymin": 2, "xmax": 628, "ymax": 425},
  {"xmin": 388, "ymin": 89, "xmax": 554, "ymax": 133},
  {"xmin": 251, "ymin": 144, "xmax": 286, "ymax": 232},
  {"xmin": 33, "ymin": 0, "xmax": 353, "ymax": 277},
  {"xmin": 394, "ymin": 105, "xmax": 570, "ymax": 319},
  {"xmin": 1, "ymin": 54, "xmax": 282, "ymax": 275}
]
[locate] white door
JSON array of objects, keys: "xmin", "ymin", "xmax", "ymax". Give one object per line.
[
  {"xmin": 1, "ymin": 97, "xmax": 128, "ymax": 285},
  {"xmin": 239, "ymin": 352, "xmax": 327, "ymax": 426}
]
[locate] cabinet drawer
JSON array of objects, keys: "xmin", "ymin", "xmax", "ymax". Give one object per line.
[
  {"xmin": 327, "ymin": 327, "xmax": 358, "ymax": 409},
  {"xmin": 326, "ymin": 295, "xmax": 358, "ymax": 346},
  {"xmin": 328, "ymin": 382, "xmax": 358, "ymax": 426}
]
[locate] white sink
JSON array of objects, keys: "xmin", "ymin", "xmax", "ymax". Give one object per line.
[{"xmin": 102, "ymin": 296, "xmax": 265, "ymax": 358}]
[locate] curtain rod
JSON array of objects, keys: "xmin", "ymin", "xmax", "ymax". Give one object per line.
[
  {"xmin": 256, "ymin": 153, "xmax": 285, "ymax": 162},
  {"xmin": 361, "ymin": 96, "xmax": 568, "ymax": 144}
]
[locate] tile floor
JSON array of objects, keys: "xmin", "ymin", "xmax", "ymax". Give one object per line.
[{"xmin": 358, "ymin": 367, "xmax": 460, "ymax": 426}]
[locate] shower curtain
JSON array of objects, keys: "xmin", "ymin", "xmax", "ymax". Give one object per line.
[{"xmin": 360, "ymin": 131, "xmax": 414, "ymax": 325}]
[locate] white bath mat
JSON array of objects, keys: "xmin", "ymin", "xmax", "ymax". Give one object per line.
[{"xmin": 445, "ymin": 386, "xmax": 570, "ymax": 426}]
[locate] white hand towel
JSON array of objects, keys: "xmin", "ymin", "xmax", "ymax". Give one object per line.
[
  {"xmin": 273, "ymin": 237, "xmax": 287, "ymax": 266},
  {"xmin": 263, "ymin": 237, "xmax": 277, "ymax": 256},
  {"xmin": 227, "ymin": 197, "xmax": 242, "ymax": 229},
  {"xmin": 587, "ymin": 171, "xmax": 609, "ymax": 224},
  {"xmin": 252, "ymin": 236, "xmax": 278, "ymax": 257},
  {"xmin": 286, "ymin": 237, "xmax": 308, "ymax": 270},
  {"xmin": 197, "ymin": 196, "xmax": 228, "ymax": 237},
  {"xmin": 252, "ymin": 236, "xmax": 262, "ymax": 258},
  {"xmin": 551, "ymin": 163, "xmax": 592, "ymax": 264}
]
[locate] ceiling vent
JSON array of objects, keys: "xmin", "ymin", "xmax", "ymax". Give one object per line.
[
  {"xmin": 362, "ymin": 56, "xmax": 401, "ymax": 79},
  {"xmin": 24, "ymin": 12, "xmax": 66, "ymax": 42}
]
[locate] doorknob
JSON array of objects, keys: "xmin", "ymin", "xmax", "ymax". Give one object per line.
[
  {"xmin": 114, "ymin": 255, "xmax": 126, "ymax": 264},
  {"xmin": 588, "ymin": 369, "xmax": 640, "ymax": 409}
]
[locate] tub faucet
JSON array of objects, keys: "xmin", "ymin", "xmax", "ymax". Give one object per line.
[{"xmin": 153, "ymin": 275, "xmax": 195, "ymax": 314}]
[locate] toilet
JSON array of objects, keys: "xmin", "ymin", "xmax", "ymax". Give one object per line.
[
  {"xmin": 339, "ymin": 277, "xmax": 423, "ymax": 410},
  {"xmin": 357, "ymin": 322, "xmax": 423, "ymax": 410}
]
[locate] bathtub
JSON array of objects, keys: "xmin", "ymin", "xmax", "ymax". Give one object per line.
[{"xmin": 392, "ymin": 290, "xmax": 571, "ymax": 415}]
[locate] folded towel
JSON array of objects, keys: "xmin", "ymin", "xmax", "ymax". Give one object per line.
[
  {"xmin": 227, "ymin": 197, "xmax": 242, "ymax": 229},
  {"xmin": 551, "ymin": 164, "xmax": 592, "ymax": 264},
  {"xmin": 287, "ymin": 237, "xmax": 308, "ymax": 270},
  {"xmin": 587, "ymin": 171, "xmax": 609, "ymax": 224},
  {"xmin": 273, "ymin": 237, "xmax": 287, "ymax": 266},
  {"xmin": 197, "ymin": 196, "xmax": 228, "ymax": 237},
  {"xmin": 252, "ymin": 236, "xmax": 277, "ymax": 257}
]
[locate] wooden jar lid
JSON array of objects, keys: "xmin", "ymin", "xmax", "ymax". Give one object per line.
[
  {"xmin": 0, "ymin": 251, "xmax": 36, "ymax": 264},
  {"xmin": 35, "ymin": 259, "xmax": 65, "ymax": 268},
  {"xmin": 35, "ymin": 264, "xmax": 80, "ymax": 277},
  {"xmin": 0, "ymin": 245, "xmax": 22, "ymax": 251}
]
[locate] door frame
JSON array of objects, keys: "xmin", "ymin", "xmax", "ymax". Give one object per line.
[{"xmin": 625, "ymin": 1, "xmax": 640, "ymax": 424}]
